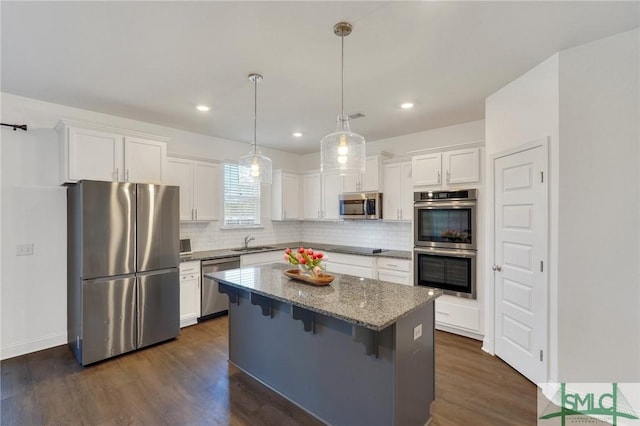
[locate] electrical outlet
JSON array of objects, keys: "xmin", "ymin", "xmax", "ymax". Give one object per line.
[
  {"xmin": 413, "ymin": 324, "xmax": 422, "ymax": 341},
  {"xmin": 16, "ymin": 243, "xmax": 34, "ymax": 256}
]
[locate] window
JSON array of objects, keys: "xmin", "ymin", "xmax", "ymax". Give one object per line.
[{"xmin": 223, "ymin": 163, "xmax": 261, "ymax": 226}]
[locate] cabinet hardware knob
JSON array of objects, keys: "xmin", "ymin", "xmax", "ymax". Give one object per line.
[
  {"xmin": 437, "ymin": 170, "xmax": 441, "ymax": 184},
  {"xmin": 492, "ymin": 265, "xmax": 502, "ymax": 271}
]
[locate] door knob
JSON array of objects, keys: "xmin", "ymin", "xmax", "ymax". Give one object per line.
[{"xmin": 492, "ymin": 265, "xmax": 502, "ymax": 271}]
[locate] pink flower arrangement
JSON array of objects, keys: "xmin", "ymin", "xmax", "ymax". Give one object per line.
[{"xmin": 284, "ymin": 247, "xmax": 326, "ymax": 278}]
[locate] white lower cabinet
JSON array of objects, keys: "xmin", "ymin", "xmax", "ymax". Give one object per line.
[
  {"xmin": 179, "ymin": 261, "xmax": 201, "ymax": 328},
  {"xmin": 241, "ymin": 250, "xmax": 287, "ymax": 267},
  {"xmin": 324, "ymin": 252, "xmax": 376, "ymax": 279},
  {"xmin": 376, "ymin": 257, "xmax": 412, "ymax": 286},
  {"xmin": 434, "ymin": 296, "xmax": 482, "ymax": 338}
]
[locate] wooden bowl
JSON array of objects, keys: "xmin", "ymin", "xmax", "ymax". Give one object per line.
[{"xmin": 284, "ymin": 269, "xmax": 334, "ymax": 286}]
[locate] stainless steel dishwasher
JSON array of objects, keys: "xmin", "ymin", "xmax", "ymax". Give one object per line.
[{"xmin": 200, "ymin": 256, "xmax": 240, "ymax": 320}]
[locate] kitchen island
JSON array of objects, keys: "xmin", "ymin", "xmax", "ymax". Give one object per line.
[{"xmin": 208, "ymin": 263, "xmax": 442, "ymax": 426}]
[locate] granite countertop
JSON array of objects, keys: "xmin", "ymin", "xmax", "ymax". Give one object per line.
[
  {"xmin": 207, "ymin": 263, "xmax": 441, "ymax": 331},
  {"xmin": 181, "ymin": 242, "xmax": 411, "ymax": 263}
]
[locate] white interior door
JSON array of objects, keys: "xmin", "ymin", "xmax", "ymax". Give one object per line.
[{"xmin": 494, "ymin": 143, "xmax": 548, "ymax": 384}]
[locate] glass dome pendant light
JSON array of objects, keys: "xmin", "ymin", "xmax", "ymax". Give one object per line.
[
  {"xmin": 320, "ymin": 22, "xmax": 365, "ymax": 176},
  {"xmin": 239, "ymin": 73, "xmax": 272, "ymax": 185}
]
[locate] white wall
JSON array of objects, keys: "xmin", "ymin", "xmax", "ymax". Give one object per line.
[
  {"xmin": 485, "ymin": 28, "xmax": 640, "ymax": 384},
  {"xmin": 1, "ymin": 126, "xmax": 67, "ymax": 358},
  {"xmin": 484, "ymin": 53, "xmax": 560, "ymax": 381},
  {"xmin": 557, "ymin": 28, "xmax": 639, "ymax": 382}
]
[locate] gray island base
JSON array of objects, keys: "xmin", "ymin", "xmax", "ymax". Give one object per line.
[{"xmin": 208, "ymin": 264, "xmax": 442, "ymax": 426}]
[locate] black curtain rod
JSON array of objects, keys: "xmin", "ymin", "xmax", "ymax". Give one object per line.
[{"xmin": 1, "ymin": 123, "xmax": 28, "ymax": 131}]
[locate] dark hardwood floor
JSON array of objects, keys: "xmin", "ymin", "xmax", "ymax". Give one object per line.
[{"xmin": 1, "ymin": 317, "xmax": 537, "ymax": 425}]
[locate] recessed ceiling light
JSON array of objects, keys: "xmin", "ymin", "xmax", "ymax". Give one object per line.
[
  {"xmin": 401, "ymin": 102, "xmax": 414, "ymax": 109},
  {"xmin": 293, "ymin": 132, "xmax": 303, "ymax": 138},
  {"xmin": 196, "ymin": 105, "xmax": 210, "ymax": 112}
]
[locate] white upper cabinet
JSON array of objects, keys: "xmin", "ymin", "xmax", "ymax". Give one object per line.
[
  {"xmin": 321, "ymin": 171, "xmax": 343, "ymax": 220},
  {"xmin": 272, "ymin": 170, "xmax": 300, "ymax": 221},
  {"xmin": 66, "ymin": 127, "xmax": 122, "ymax": 183},
  {"xmin": 302, "ymin": 171, "xmax": 343, "ymax": 220},
  {"xmin": 383, "ymin": 161, "xmax": 413, "ymax": 221},
  {"xmin": 166, "ymin": 158, "xmax": 193, "ymax": 220},
  {"xmin": 412, "ymin": 153, "xmax": 442, "ymax": 186},
  {"xmin": 412, "ymin": 148, "xmax": 480, "ymax": 188},
  {"xmin": 57, "ymin": 120, "xmax": 168, "ymax": 185},
  {"xmin": 444, "ymin": 148, "xmax": 480, "ymax": 185},
  {"xmin": 192, "ymin": 161, "xmax": 219, "ymax": 221},
  {"xmin": 342, "ymin": 155, "xmax": 388, "ymax": 193},
  {"xmin": 302, "ymin": 173, "xmax": 322, "ymax": 220},
  {"xmin": 124, "ymin": 137, "xmax": 167, "ymax": 184},
  {"xmin": 166, "ymin": 156, "xmax": 219, "ymax": 222}
]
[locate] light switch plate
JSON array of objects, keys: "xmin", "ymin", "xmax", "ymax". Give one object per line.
[
  {"xmin": 413, "ymin": 323, "xmax": 422, "ymax": 341},
  {"xmin": 16, "ymin": 243, "xmax": 34, "ymax": 256}
]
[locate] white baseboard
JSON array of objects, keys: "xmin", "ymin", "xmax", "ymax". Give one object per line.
[
  {"xmin": 435, "ymin": 323, "xmax": 484, "ymax": 341},
  {"xmin": 1, "ymin": 332, "xmax": 67, "ymax": 360},
  {"xmin": 481, "ymin": 336, "xmax": 494, "ymax": 355},
  {"xmin": 180, "ymin": 316, "xmax": 198, "ymax": 328}
]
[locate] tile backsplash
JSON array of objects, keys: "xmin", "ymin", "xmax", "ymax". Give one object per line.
[
  {"xmin": 180, "ymin": 220, "xmax": 412, "ymax": 252},
  {"xmin": 179, "ymin": 221, "xmax": 302, "ymax": 252},
  {"xmin": 301, "ymin": 221, "xmax": 412, "ymax": 251}
]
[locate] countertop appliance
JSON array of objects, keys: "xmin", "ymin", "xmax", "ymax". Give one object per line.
[
  {"xmin": 179, "ymin": 238, "xmax": 192, "ymax": 255},
  {"xmin": 414, "ymin": 189, "xmax": 477, "ymax": 299},
  {"xmin": 200, "ymin": 256, "xmax": 240, "ymax": 320},
  {"xmin": 67, "ymin": 180, "xmax": 180, "ymax": 365},
  {"xmin": 339, "ymin": 192, "xmax": 382, "ymax": 220}
]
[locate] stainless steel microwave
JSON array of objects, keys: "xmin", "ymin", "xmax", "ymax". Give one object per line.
[{"xmin": 339, "ymin": 192, "xmax": 382, "ymax": 220}]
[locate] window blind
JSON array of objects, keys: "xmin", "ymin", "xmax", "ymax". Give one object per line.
[{"xmin": 223, "ymin": 163, "xmax": 261, "ymax": 226}]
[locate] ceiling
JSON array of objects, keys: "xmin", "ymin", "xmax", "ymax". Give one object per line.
[{"xmin": 2, "ymin": 2, "xmax": 638, "ymax": 154}]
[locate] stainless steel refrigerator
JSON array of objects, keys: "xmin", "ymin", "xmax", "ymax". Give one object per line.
[{"xmin": 67, "ymin": 180, "xmax": 180, "ymax": 365}]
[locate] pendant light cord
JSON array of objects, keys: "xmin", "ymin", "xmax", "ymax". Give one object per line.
[
  {"xmin": 341, "ymin": 33, "xmax": 345, "ymax": 121},
  {"xmin": 253, "ymin": 76, "xmax": 258, "ymax": 151}
]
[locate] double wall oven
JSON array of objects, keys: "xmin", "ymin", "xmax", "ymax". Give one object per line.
[{"xmin": 414, "ymin": 189, "xmax": 477, "ymax": 299}]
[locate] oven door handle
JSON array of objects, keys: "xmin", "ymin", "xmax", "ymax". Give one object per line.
[
  {"xmin": 413, "ymin": 247, "xmax": 477, "ymax": 257},
  {"xmin": 414, "ymin": 201, "xmax": 477, "ymax": 209}
]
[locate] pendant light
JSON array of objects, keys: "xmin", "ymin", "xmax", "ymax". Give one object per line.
[
  {"xmin": 239, "ymin": 73, "xmax": 272, "ymax": 185},
  {"xmin": 320, "ymin": 22, "xmax": 365, "ymax": 176}
]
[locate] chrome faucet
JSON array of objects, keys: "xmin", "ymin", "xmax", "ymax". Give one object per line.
[{"xmin": 243, "ymin": 235, "xmax": 255, "ymax": 249}]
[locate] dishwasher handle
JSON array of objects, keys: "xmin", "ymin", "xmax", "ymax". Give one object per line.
[{"xmin": 201, "ymin": 256, "xmax": 241, "ymax": 268}]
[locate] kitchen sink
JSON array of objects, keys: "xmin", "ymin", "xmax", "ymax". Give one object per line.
[{"xmin": 231, "ymin": 246, "xmax": 276, "ymax": 252}]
